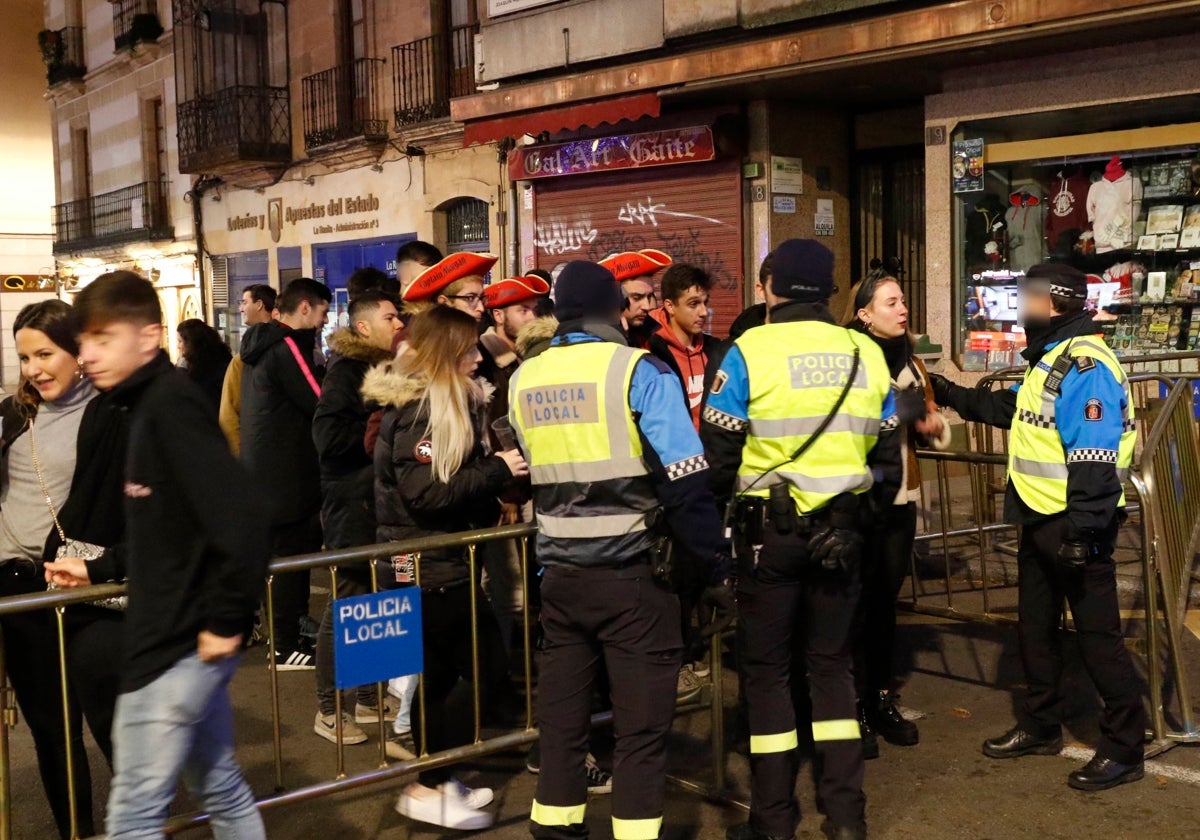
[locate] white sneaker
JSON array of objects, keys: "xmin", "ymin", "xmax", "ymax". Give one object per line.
[
  {"xmin": 395, "ymin": 783, "xmax": 494, "ymax": 830},
  {"xmin": 441, "ymin": 777, "xmax": 494, "ymax": 809}
]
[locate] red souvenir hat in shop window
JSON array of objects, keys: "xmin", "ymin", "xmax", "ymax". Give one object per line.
[
  {"xmin": 598, "ymin": 248, "xmax": 673, "ymax": 282},
  {"xmin": 402, "ymin": 252, "xmax": 499, "ymax": 303},
  {"xmin": 483, "ymin": 275, "xmax": 551, "ymax": 310}
]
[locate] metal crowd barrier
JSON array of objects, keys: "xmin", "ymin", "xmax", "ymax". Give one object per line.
[{"xmin": 0, "ymin": 523, "xmax": 735, "ymax": 840}]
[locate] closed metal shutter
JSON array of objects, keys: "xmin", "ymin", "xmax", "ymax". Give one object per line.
[{"xmin": 532, "ymin": 159, "xmax": 744, "ymax": 337}]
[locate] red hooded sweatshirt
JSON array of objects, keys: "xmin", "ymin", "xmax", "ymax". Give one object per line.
[{"xmin": 648, "ymin": 308, "xmax": 709, "ymax": 431}]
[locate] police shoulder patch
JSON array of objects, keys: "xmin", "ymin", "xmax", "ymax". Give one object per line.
[
  {"xmin": 1075, "ymin": 355, "xmax": 1096, "ymax": 372},
  {"xmin": 1084, "ymin": 398, "xmax": 1103, "ymax": 422},
  {"xmin": 414, "ymin": 439, "xmax": 433, "ymax": 463},
  {"xmin": 711, "ymin": 370, "xmax": 729, "ymax": 395}
]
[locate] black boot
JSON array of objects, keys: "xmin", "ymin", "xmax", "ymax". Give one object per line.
[
  {"xmin": 868, "ymin": 691, "xmax": 919, "ymax": 747},
  {"xmin": 1067, "ymin": 755, "xmax": 1144, "ymax": 791},
  {"xmin": 858, "ymin": 703, "xmax": 880, "ymax": 760},
  {"xmin": 821, "ymin": 819, "xmax": 867, "ymax": 840},
  {"xmin": 982, "ymin": 725, "xmax": 1063, "ymax": 759}
]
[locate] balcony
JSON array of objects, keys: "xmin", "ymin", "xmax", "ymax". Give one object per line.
[
  {"xmin": 39, "ymin": 27, "xmax": 87, "ymax": 86},
  {"xmin": 392, "ymin": 24, "xmax": 478, "ymax": 128},
  {"xmin": 53, "ymin": 181, "xmax": 173, "ymax": 255},
  {"xmin": 113, "ymin": 0, "xmax": 163, "ymax": 51},
  {"xmin": 302, "ymin": 58, "xmax": 388, "ymax": 151},
  {"xmin": 177, "ymin": 86, "xmax": 291, "ymax": 174}
]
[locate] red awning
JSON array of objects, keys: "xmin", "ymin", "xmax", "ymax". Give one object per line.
[{"xmin": 462, "ymin": 92, "xmax": 661, "ymax": 147}]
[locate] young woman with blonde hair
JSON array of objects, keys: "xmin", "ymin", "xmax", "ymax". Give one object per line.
[{"xmin": 363, "ymin": 305, "xmax": 527, "ymax": 830}]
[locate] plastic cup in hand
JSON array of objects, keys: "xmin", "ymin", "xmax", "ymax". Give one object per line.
[{"xmin": 491, "ymin": 417, "xmax": 518, "ymax": 451}]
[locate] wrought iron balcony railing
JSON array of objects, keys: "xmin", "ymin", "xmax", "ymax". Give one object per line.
[
  {"xmin": 38, "ymin": 27, "xmax": 86, "ymax": 85},
  {"xmin": 113, "ymin": 0, "xmax": 163, "ymax": 51},
  {"xmin": 392, "ymin": 23, "xmax": 478, "ymax": 129},
  {"xmin": 53, "ymin": 180, "xmax": 173, "ymax": 254},
  {"xmin": 302, "ymin": 57, "xmax": 388, "ymax": 150},
  {"xmin": 177, "ymin": 86, "xmax": 291, "ymax": 173}
]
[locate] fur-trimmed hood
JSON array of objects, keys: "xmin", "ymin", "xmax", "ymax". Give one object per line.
[
  {"xmin": 361, "ymin": 359, "xmax": 494, "ymax": 412},
  {"xmin": 516, "ymin": 316, "xmax": 558, "ymax": 360},
  {"xmin": 327, "ymin": 327, "xmax": 395, "ymax": 365}
]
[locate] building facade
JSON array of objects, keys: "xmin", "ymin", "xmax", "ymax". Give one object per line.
[
  {"xmin": 452, "ymin": 0, "xmax": 1200, "ymax": 376},
  {"xmin": 3, "ymin": 0, "xmax": 59, "ymax": 389},
  {"xmin": 183, "ymin": 0, "xmax": 504, "ymax": 350},
  {"xmin": 41, "ymin": 0, "xmax": 199, "ymax": 357}
]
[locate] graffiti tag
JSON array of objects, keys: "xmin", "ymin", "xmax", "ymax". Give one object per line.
[
  {"xmin": 617, "ymin": 198, "xmax": 727, "ymax": 228},
  {"xmin": 535, "ymin": 221, "xmax": 598, "ymax": 255}
]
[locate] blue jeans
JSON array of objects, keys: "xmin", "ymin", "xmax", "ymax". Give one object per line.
[{"xmin": 106, "ymin": 653, "xmax": 264, "ymax": 840}]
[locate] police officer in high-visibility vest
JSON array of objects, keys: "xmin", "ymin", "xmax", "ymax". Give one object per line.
[
  {"xmin": 510, "ymin": 259, "xmax": 729, "ymax": 840},
  {"xmin": 702, "ymin": 239, "xmax": 902, "ymax": 840},
  {"xmin": 931, "ymin": 263, "xmax": 1145, "ymax": 791}
]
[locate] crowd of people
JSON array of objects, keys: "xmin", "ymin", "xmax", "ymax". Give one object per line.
[{"xmin": 0, "ymin": 234, "xmax": 1142, "ymax": 840}]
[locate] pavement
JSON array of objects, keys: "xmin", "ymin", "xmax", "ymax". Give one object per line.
[{"xmin": 5, "ymin": 513, "xmax": 1199, "ymax": 839}]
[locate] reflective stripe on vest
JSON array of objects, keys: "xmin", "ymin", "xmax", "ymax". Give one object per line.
[
  {"xmin": 733, "ymin": 321, "xmax": 891, "ymax": 515},
  {"xmin": 511, "ymin": 340, "xmax": 659, "ymax": 564},
  {"xmin": 1009, "ymin": 336, "xmax": 1136, "ymax": 515}
]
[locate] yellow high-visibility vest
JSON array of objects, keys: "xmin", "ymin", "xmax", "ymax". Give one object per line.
[
  {"xmin": 1009, "ymin": 335, "xmax": 1135, "ymax": 514},
  {"xmin": 734, "ymin": 321, "xmax": 891, "ymax": 515},
  {"xmin": 510, "ymin": 339, "xmax": 659, "ymax": 566}
]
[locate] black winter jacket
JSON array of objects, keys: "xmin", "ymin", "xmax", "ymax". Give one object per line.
[
  {"xmin": 313, "ymin": 328, "xmax": 393, "ymax": 479},
  {"xmin": 362, "ymin": 362, "xmax": 509, "ymax": 589},
  {"xmin": 240, "ymin": 321, "xmax": 323, "ymax": 525},
  {"xmin": 107, "ymin": 353, "xmax": 270, "ymax": 692}
]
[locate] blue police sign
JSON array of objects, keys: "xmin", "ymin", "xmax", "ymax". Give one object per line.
[{"xmin": 333, "ymin": 588, "xmax": 423, "ymax": 690}]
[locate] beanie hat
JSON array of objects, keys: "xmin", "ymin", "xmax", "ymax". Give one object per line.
[
  {"xmin": 1022, "ymin": 262, "xmax": 1088, "ymax": 299},
  {"xmin": 554, "ymin": 261, "xmax": 622, "ymax": 322},
  {"xmin": 768, "ymin": 239, "xmax": 835, "ymax": 301}
]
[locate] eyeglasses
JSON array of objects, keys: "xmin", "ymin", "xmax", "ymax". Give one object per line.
[{"xmin": 447, "ymin": 293, "xmax": 485, "ymax": 308}]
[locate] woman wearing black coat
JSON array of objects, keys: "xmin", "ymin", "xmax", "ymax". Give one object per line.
[
  {"xmin": 362, "ymin": 306, "xmax": 527, "ymax": 831},
  {"xmin": 0, "ymin": 300, "xmax": 126, "ymax": 838}
]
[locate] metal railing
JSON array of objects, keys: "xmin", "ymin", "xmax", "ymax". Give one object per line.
[
  {"xmin": 302, "ymin": 58, "xmax": 388, "ymax": 150},
  {"xmin": 177, "ymin": 86, "xmax": 292, "ymax": 173},
  {"xmin": 112, "ymin": 0, "xmax": 162, "ymax": 52},
  {"xmin": 41, "ymin": 27, "xmax": 86, "ymax": 85},
  {"xmin": 0, "ymin": 523, "xmax": 733, "ymax": 839},
  {"xmin": 391, "ymin": 24, "xmax": 478, "ymax": 128},
  {"xmin": 52, "ymin": 180, "xmax": 172, "ymax": 255}
]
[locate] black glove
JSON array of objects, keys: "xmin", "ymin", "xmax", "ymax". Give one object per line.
[
  {"xmin": 699, "ymin": 582, "xmax": 736, "ymax": 638},
  {"xmin": 928, "ymin": 373, "xmax": 956, "ymax": 408},
  {"xmin": 807, "ymin": 526, "xmax": 863, "ymax": 573},
  {"xmin": 1058, "ymin": 528, "xmax": 1101, "ymax": 570},
  {"xmin": 894, "ymin": 388, "xmax": 927, "ymax": 425}
]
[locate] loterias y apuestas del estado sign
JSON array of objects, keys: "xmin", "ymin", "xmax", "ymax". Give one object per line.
[{"xmin": 510, "ymin": 126, "xmax": 716, "ymax": 181}]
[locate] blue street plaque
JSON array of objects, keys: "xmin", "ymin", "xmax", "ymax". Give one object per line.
[{"xmin": 333, "ymin": 588, "xmax": 424, "ymax": 689}]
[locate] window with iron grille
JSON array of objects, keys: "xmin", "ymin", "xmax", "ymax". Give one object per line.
[
  {"xmin": 113, "ymin": 0, "xmax": 163, "ymax": 52},
  {"xmin": 172, "ymin": 0, "xmax": 292, "ymax": 172},
  {"xmin": 445, "ymin": 198, "xmax": 489, "ymax": 253}
]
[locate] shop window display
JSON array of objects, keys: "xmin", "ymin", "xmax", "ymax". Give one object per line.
[{"xmin": 955, "ymin": 146, "xmax": 1200, "ymax": 370}]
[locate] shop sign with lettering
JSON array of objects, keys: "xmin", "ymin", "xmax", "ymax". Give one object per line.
[{"xmin": 509, "ymin": 126, "xmax": 716, "ymax": 181}]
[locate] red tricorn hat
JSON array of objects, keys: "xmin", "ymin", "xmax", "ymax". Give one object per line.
[
  {"xmin": 598, "ymin": 249, "xmax": 672, "ymax": 282},
  {"xmin": 402, "ymin": 252, "xmax": 499, "ymax": 302},
  {"xmin": 483, "ymin": 275, "xmax": 551, "ymax": 310}
]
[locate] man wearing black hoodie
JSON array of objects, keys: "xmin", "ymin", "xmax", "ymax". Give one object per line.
[
  {"xmin": 51, "ymin": 270, "xmax": 267, "ymax": 839},
  {"xmin": 311, "ymin": 290, "xmax": 402, "ymax": 745},
  {"xmin": 240, "ymin": 277, "xmax": 331, "ymax": 669}
]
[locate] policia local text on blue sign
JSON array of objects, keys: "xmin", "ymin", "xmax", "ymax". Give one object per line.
[{"xmin": 333, "ymin": 588, "xmax": 424, "ymax": 689}]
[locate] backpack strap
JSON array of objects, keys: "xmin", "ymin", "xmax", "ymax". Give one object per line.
[{"xmin": 284, "ymin": 336, "xmax": 321, "ymax": 397}]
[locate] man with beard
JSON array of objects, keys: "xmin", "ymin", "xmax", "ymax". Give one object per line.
[{"xmin": 599, "ymin": 249, "xmax": 673, "ymax": 349}]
